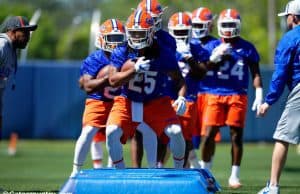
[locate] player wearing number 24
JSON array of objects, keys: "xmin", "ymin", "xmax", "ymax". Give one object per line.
[
  {"xmin": 105, "ymin": 9, "xmax": 187, "ymax": 169},
  {"xmin": 200, "ymin": 9, "xmax": 263, "ymax": 188}
]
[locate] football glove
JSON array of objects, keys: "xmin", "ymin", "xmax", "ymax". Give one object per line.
[
  {"xmin": 134, "ymin": 56, "xmax": 150, "ymax": 73},
  {"xmin": 176, "ymin": 40, "xmax": 192, "ymax": 58},
  {"xmin": 172, "ymin": 96, "xmax": 187, "ymax": 116},
  {"xmin": 209, "ymin": 43, "xmax": 231, "ymax": 63},
  {"xmin": 251, "ymin": 87, "xmax": 263, "ymax": 114}
]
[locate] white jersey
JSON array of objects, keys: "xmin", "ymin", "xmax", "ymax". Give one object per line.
[{"xmin": 0, "ymin": 33, "xmax": 17, "ymax": 89}]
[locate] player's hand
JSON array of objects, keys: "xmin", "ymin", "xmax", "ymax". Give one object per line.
[
  {"xmin": 251, "ymin": 87, "xmax": 263, "ymax": 114},
  {"xmin": 257, "ymin": 102, "xmax": 270, "ymax": 117},
  {"xmin": 209, "ymin": 43, "xmax": 231, "ymax": 63},
  {"xmin": 134, "ymin": 56, "xmax": 150, "ymax": 73},
  {"xmin": 172, "ymin": 96, "xmax": 186, "ymax": 116},
  {"xmin": 176, "ymin": 40, "xmax": 192, "ymax": 59}
]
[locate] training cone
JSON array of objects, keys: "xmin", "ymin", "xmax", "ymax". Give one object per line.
[{"xmin": 8, "ymin": 132, "xmax": 18, "ymax": 156}]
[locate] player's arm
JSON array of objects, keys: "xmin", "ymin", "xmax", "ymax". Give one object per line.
[
  {"xmin": 168, "ymin": 70, "xmax": 187, "ymax": 97},
  {"xmin": 79, "ymin": 73, "xmax": 109, "ymax": 94},
  {"xmin": 108, "ymin": 59, "xmax": 136, "ymax": 88},
  {"xmin": 185, "ymin": 57, "xmax": 208, "ymax": 80},
  {"xmin": 249, "ymin": 62, "xmax": 263, "ymax": 88}
]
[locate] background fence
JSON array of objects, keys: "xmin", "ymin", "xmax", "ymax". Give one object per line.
[{"xmin": 2, "ymin": 60, "xmax": 288, "ymax": 142}]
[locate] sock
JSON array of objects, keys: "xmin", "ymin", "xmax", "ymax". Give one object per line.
[
  {"xmin": 230, "ymin": 165, "xmax": 240, "ymax": 180},
  {"xmin": 113, "ymin": 158, "xmax": 125, "ymax": 168},
  {"xmin": 107, "ymin": 155, "xmax": 114, "ymax": 167},
  {"xmin": 73, "ymin": 126, "xmax": 98, "ymax": 167},
  {"xmin": 173, "ymin": 156, "xmax": 184, "ymax": 169},
  {"xmin": 164, "ymin": 124, "xmax": 185, "ymax": 169},
  {"xmin": 188, "ymin": 150, "xmax": 201, "ymax": 169},
  {"xmin": 200, "ymin": 160, "xmax": 212, "ymax": 170},
  {"xmin": 70, "ymin": 164, "xmax": 82, "ymax": 177},
  {"xmin": 93, "ymin": 160, "xmax": 103, "ymax": 169},
  {"xmin": 137, "ymin": 122, "xmax": 157, "ymax": 168},
  {"xmin": 157, "ymin": 161, "xmax": 164, "ymax": 168},
  {"xmin": 106, "ymin": 125, "xmax": 125, "ymax": 168},
  {"xmin": 91, "ymin": 141, "xmax": 103, "ymax": 168}
]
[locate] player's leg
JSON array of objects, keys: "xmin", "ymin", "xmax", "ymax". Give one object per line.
[
  {"xmin": 226, "ymin": 95, "xmax": 247, "ymax": 188},
  {"xmin": 164, "ymin": 124, "xmax": 186, "ymax": 168},
  {"xmin": 137, "ymin": 122, "xmax": 157, "ymax": 168},
  {"xmin": 188, "ymin": 148, "xmax": 201, "ymax": 168},
  {"xmin": 130, "ymin": 130, "xmax": 143, "ymax": 168},
  {"xmin": 90, "ymin": 132, "xmax": 105, "ymax": 169},
  {"xmin": 157, "ymin": 136, "xmax": 168, "ymax": 168},
  {"xmin": 228, "ymin": 126, "xmax": 243, "ymax": 188},
  {"xmin": 183, "ymin": 140, "xmax": 193, "ymax": 168},
  {"xmin": 200, "ymin": 125, "xmax": 219, "ymax": 170},
  {"xmin": 105, "ymin": 96, "xmax": 136, "ymax": 169},
  {"xmin": 270, "ymin": 141, "xmax": 289, "ymax": 187},
  {"xmin": 71, "ymin": 125, "xmax": 98, "ymax": 177}
]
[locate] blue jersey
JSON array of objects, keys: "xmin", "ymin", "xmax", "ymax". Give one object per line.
[
  {"xmin": 80, "ymin": 49, "xmax": 120, "ymax": 101},
  {"xmin": 265, "ymin": 25, "xmax": 300, "ymax": 105},
  {"xmin": 155, "ymin": 29, "xmax": 177, "ymax": 53},
  {"xmin": 110, "ymin": 41, "xmax": 179, "ymax": 102},
  {"xmin": 204, "ymin": 37, "xmax": 260, "ymax": 95},
  {"xmin": 166, "ymin": 51, "xmax": 199, "ymax": 102},
  {"xmin": 190, "ymin": 36, "xmax": 221, "ymax": 94}
]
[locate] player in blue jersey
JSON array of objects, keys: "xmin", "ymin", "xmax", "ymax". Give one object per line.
[
  {"xmin": 70, "ymin": 19, "xmax": 126, "ymax": 177},
  {"xmin": 201, "ymin": 9, "xmax": 263, "ymax": 188},
  {"xmin": 167, "ymin": 11, "xmax": 208, "ymax": 168},
  {"xmin": 189, "ymin": 7, "xmax": 222, "ymax": 169},
  {"xmin": 106, "ymin": 9, "xmax": 186, "ymax": 169},
  {"xmin": 131, "ymin": 0, "xmax": 177, "ymax": 168},
  {"xmin": 257, "ymin": 1, "xmax": 300, "ymax": 193}
]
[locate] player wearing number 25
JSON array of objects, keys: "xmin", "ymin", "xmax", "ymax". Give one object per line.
[
  {"xmin": 106, "ymin": 9, "xmax": 187, "ymax": 169},
  {"xmin": 201, "ymin": 9, "xmax": 263, "ymax": 188}
]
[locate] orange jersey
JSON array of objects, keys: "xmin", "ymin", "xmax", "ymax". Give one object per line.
[
  {"xmin": 107, "ymin": 96, "xmax": 180, "ymax": 144},
  {"xmin": 204, "ymin": 94, "xmax": 248, "ymax": 128},
  {"xmin": 82, "ymin": 99, "xmax": 113, "ymax": 142}
]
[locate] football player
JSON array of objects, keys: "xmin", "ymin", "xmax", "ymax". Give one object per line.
[
  {"xmin": 200, "ymin": 9, "xmax": 263, "ymax": 188},
  {"xmin": 131, "ymin": 0, "xmax": 178, "ymax": 168},
  {"xmin": 106, "ymin": 9, "xmax": 186, "ymax": 169},
  {"xmin": 70, "ymin": 19, "xmax": 125, "ymax": 177},
  {"xmin": 167, "ymin": 12, "xmax": 208, "ymax": 168},
  {"xmin": 189, "ymin": 7, "xmax": 222, "ymax": 169}
]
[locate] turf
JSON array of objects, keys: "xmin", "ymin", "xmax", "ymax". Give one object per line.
[{"xmin": 0, "ymin": 140, "xmax": 299, "ymax": 193}]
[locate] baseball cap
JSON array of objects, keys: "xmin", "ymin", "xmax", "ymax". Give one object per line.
[
  {"xmin": 278, "ymin": 0, "xmax": 300, "ymax": 16},
  {"xmin": 1, "ymin": 16, "xmax": 38, "ymax": 32}
]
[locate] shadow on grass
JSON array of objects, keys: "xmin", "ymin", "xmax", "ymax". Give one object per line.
[{"xmin": 283, "ymin": 166, "xmax": 300, "ymax": 173}]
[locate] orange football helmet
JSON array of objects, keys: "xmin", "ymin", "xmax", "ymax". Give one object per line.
[
  {"xmin": 217, "ymin": 9, "xmax": 241, "ymax": 38},
  {"xmin": 168, "ymin": 12, "xmax": 192, "ymax": 42},
  {"xmin": 191, "ymin": 7, "xmax": 213, "ymax": 38},
  {"xmin": 126, "ymin": 9, "xmax": 155, "ymax": 49},
  {"xmin": 137, "ymin": 0, "xmax": 164, "ymax": 31},
  {"xmin": 95, "ymin": 19, "xmax": 126, "ymax": 52}
]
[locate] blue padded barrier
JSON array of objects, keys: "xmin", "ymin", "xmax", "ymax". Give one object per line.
[{"xmin": 60, "ymin": 168, "xmax": 221, "ymax": 194}]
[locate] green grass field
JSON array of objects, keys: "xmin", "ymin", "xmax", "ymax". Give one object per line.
[{"xmin": 0, "ymin": 140, "xmax": 299, "ymax": 193}]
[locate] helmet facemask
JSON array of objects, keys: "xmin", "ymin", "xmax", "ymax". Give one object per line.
[{"xmin": 191, "ymin": 21, "xmax": 211, "ymax": 38}]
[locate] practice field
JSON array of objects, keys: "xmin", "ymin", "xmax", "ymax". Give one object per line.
[{"xmin": 0, "ymin": 140, "xmax": 299, "ymax": 193}]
